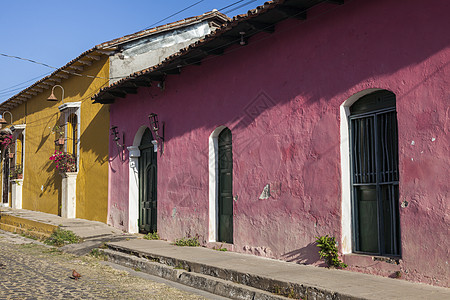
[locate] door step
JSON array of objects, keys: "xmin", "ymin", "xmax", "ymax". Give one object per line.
[{"xmin": 101, "ymin": 248, "xmax": 290, "ymax": 300}]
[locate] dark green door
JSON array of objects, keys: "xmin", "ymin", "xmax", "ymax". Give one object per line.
[
  {"xmin": 218, "ymin": 128, "xmax": 233, "ymax": 243},
  {"xmin": 139, "ymin": 128, "xmax": 157, "ymax": 233}
]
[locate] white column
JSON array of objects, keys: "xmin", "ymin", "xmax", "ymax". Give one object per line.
[
  {"xmin": 11, "ymin": 179, "xmax": 23, "ymax": 209},
  {"xmin": 127, "ymin": 146, "xmax": 140, "ymax": 233},
  {"xmin": 61, "ymin": 172, "xmax": 77, "ymax": 218}
]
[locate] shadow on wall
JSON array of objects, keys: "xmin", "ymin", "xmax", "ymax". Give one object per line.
[
  {"xmin": 281, "ymin": 242, "xmax": 326, "ymax": 267},
  {"xmin": 79, "ymin": 105, "xmax": 109, "ymax": 165},
  {"xmin": 147, "ymin": 0, "xmax": 450, "ymax": 144},
  {"xmin": 34, "ymin": 112, "xmax": 59, "ymax": 154},
  {"xmin": 39, "ymin": 159, "xmax": 62, "ymax": 216}
]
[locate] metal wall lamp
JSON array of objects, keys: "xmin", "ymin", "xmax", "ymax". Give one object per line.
[
  {"xmin": 110, "ymin": 126, "xmax": 125, "ymax": 148},
  {"xmin": 0, "ymin": 111, "xmax": 13, "ymax": 125},
  {"xmin": 148, "ymin": 113, "xmax": 165, "ymax": 154},
  {"xmin": 47, "ymin": 85, "xmax": 65, "ymax": 103}
]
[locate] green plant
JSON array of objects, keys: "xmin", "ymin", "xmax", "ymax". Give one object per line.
[
  {"xmin": 44, "ymin": 228, "xmax": 81, "ymax": 247},
  {"xmin": 315, "ymin": 235, "xmax": 347, "ymax": 268},
  {"xmin": 143, "ymin": 232, "xmax": 159, "ymax": 240},
  {"xmin": 52, "ymin": 124, "xmax": 65, "ymax": 138},
  {"xmin": 173, "ymin": 236, "xmax": 200, "ymax": 247},
  {"xmin": 213, "ymin": 243, "xmax": 227, "ymax": 251},
  {"xmin": 90, "ymin": 248, "xmax": 108, "ymax": 261}
]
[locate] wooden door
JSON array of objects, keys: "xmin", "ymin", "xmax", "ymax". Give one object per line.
[
  {"xmin": 218, "ymin": 128, "xmax": 233, "ymax": 243},
  {"xmin": 139, "ymin": 128, "xmax": 157, "ymax": 233}
]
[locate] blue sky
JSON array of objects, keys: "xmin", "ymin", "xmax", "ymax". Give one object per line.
[{"xmin": 0, "ymin": 0, "xmax": 266, "ymax": 102}]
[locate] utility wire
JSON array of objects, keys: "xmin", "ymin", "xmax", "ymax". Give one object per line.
[
  {"xmin": 0, "ymin": 71, "xmax": 52, "ymax": 95},
  {"xmin": 223, "ymin": 0, "xmax": 258, "ymax": 14},
  {"xmin": 217, "ymin": 0, "xmax": 248, "ymax": 11},
  {"xmin": 0, "ymin": 53, "xmax": 126, "ymax": 81},
  {"xmin": 142, "ymin": 0, "xmax": 205, "ymax": 31}
]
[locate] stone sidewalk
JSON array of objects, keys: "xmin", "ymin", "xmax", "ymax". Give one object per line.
[{"xmin": 1, "ymin": 207, "xmax": 449, "ymax": 299}]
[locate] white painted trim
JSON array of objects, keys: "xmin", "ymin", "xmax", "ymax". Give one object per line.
[
  {"xmin": 10, "ymin": 125, "xmax": 26, "ymax": 208},
  {"xmin": 11, "ymin": 179, "xmax": 23, "ymax": 209},
  {"xmin": 127, "ymin": 146, "xmax": 140, "ymax": 233},
  {"xmin": 61, "ymin": 172, "xmax": 78, "ymax": 218},
  {"xmin": 58, "ymin": 102, "xmax": 81, "ymax": 111},
  {"xmin": 127, "ymin": 126, "xmax": 148, "ymax": 233},
  {"xmin": 340, "ymin": 88, "xmax": 383, "ymax": 254},
  {"xmin": 208, "ymin": 125, "xmax": 226, "ymax": 242}
]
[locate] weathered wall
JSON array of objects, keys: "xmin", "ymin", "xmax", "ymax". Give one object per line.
[
  {"xmin": 108, "ymin": 0, "xmax": 449, "ymax": 287},
  {"xmin": 110, "ymin": 21, "xmax": 213, "ymax": 83},
  {"xmin": 7, "ymin": 57, "xmax": 110, "ymax": 223}
]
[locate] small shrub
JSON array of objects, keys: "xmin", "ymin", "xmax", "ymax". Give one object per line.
[
  {"xmin": 315, "ymin": 235, "xmax": 347, "ymax": 268},
  {"xmin": 143, "ymin": 232, "xmax": 160, "ymax": 240},
  {"xmin": 90, "ymin": 248, "xmax": 108, "ymax": 261},
  {"xmin": 173, "ymin": 236, "xmax": 200, "ymax": 247},
  {"xmin": 213, "ymin": 243, "xmax": 227, "ymax": 251},
  {"xmin": 44, "ymin": 228, "xmax": 81, "ymax": 247}
]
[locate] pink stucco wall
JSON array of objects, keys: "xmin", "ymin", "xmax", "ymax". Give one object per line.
[{"xmin": 108, "ymin": 0, "xmax": 449, "ymax": 287}]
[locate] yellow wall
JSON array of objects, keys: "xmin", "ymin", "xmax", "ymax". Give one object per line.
[{"xmin": 5, "ymin": 57, "xmax": 110, "ymax": 222}]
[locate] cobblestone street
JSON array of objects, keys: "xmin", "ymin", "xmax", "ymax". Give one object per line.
[{"xmin": 0, "ymin": 232, "xmax": 211, "ymax": 300}]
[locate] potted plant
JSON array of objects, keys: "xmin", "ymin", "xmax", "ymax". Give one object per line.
[
  {"xmin": 53, "ymin": 125, "xmax": 65, "ymax": 146},
  {"xmin": 15, "ymin": 166, "xmax": 23, "ymax": 179},
  {"xmin": 49, "ymin": 151, "xmax": 77, "ymax": 173}
]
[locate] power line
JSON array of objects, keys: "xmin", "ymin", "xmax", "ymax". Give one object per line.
[
  {"xmin": 0, "ymin": 53, "xmax": 126, "ymax": 81},
  {"xmin": 142, "ymin": 0, "xmax": 205, "ymax": 31},
  {"xmin": 217, "ymin": 0, "xmax": 248, "ymax": 11},
  {"xmin": 0, "ymin": 71, "xmax": 53, "ymax": 95},
  {"xmin": 223, "ymin": 0, "xmax": 258, "ymax": 14}
]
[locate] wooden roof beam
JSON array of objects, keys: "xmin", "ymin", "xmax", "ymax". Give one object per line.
[
  {"xmin": 48, "ymin": 78, "xmax": 61, "ymax": 83},
  {"xmin": 31, "ymin": 87, "xmax": 43, "ymax": 93},
  {"xmin": 56, "ymin": 73, "xmax": 69, "ymax": 79},
  {"xmin": 107, "ymin": 90, "xmax": 127, "ymax": 98},
  {"xmin": 95, "ymin": 50, "xmax": 116, "ymax": 56},
  {"xmin": 79, "ymin": 60, "xmax": 92, "ymax": 66},
  {"xmin": 118, "ymin": 87, "xmax": 138, "ymax": 94},
  {"xmin": 86, "ymin": 55, "xmax": 100, "ymax": 60},
  {"xmin": 276, "ymin": 5, "xmax": 307, "ymax": 20},
  {"xmin": 326, "ymin": 0, "xmax": 344, "ymax": 5},
  {"xmin": 68, "ymin": 65, "xmax": 84, "ymax": 71},
  {"xmin": 246, "ymin": 20, "xmax": 275, "ymax": 33},
  {"xmin": 200, "ymin": 46, "xmax": 225, "ymax": 56}
]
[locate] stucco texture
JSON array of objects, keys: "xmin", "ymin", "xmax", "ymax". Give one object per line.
[
  {"xmin": 108, "ymin": 0, "xmax": 449, "ymax": 287},
  {"xmin": 5, "ymin": 58, "xmax": 110, "ymax": 223}
]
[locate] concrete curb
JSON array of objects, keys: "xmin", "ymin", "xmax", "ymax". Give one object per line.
[
  {"xmin": 101, "ymin": 248, "xmax": 289, "ymax": 300},
  {"xmin": 104, "ymin": 243, "xmax": 360, "ymax": 300}
]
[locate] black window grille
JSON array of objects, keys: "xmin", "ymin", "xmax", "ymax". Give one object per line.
[{"xmin": 350, "ymin": 91, "xmax": 400, "ymax": 256}]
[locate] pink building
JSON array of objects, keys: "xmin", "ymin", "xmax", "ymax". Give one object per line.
[{"xmin": 94, "ymin": 0, "xmax": 449, "ymax": 287}]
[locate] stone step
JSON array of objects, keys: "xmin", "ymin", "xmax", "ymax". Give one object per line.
[
  {"xmin": 0, "ymin": 213, "xmax": 57, "ymax": 239},
  {"xmin": 101, "ymin": 248, "xmax": 290, "ymax": 300},
  {"xmin": 104, "ymin": 243, "xmax": 346, "ymax": 300}
]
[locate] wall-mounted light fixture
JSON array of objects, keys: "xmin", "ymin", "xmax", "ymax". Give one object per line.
[
  {"xmin": 0, "ymin": 111, "xmax": 13, "ymax": 125},
  {"xmin": 47, "ymin": 85, "xmax": 65, "ymax": 103},
  {"xmin": 148, "ymin": 113, "xmax": 165, "ymax": 154},
  {"xmin": 239, "ymin": 31, "xmax": 246, "ymax": 46},
  {"xmin": 110, "ymin": 126, "xmax": 125, "ymax": 149}
]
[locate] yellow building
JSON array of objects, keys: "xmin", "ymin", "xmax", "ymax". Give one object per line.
[
  {"xmin": 0, "ymin": 11, "xmax": 228, "ymax": 224},
  {"xmin": 0, "ymin": 49, "xmax": 112, "ymax": 222}
]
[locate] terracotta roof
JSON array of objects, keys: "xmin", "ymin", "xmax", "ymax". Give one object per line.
[
  {"xmin": 93, "ymin": 0, "xmax": 341, "ymax": 103},
  {"xmin": 0, "ymin": 10, "xmax": 229, "ymax": 111}
]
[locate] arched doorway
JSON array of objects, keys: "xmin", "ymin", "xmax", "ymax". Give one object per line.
[{"xmin": 138, "ymin": 128, "xmax": 157, "ymax": 233}]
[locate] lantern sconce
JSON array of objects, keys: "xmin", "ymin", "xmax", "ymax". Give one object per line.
[
  {"xmin": 110, "ymin": 126, "xmax": 125, "ymax": 149},
  {"xmin": 148, "ymin": 113, "xmax": 165, "ymax": 154},
  {"xmin": 0, "ymin": 111, "xmax": 13, "ymax": 125},
  {"xmin": 47, "ymin": 85, "xmax": 65, "ymax": 103}
]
